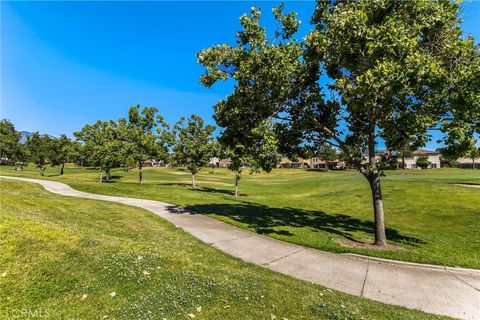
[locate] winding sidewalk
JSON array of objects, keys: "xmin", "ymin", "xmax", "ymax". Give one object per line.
[{"xmin": 2, "ymin": 176, "xmax": 479, "ymax": 319}]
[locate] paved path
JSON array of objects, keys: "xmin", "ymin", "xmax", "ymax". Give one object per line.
[
  {"xmin": 2, "ymin": 176, "xmax": 479, "ymax": 320},
  {"xmin": 456, "ymin": 184, "xmax": 480, "ymax": 189}
]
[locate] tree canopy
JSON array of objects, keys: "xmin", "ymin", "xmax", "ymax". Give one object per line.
[{"xmin": 198, "ymin": 1, "xmax": 479, "ymax": 246}]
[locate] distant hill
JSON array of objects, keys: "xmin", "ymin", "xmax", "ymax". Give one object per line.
[{"xmin": 19, "ymin": 131, "xmax": 56, "ymax": 144}]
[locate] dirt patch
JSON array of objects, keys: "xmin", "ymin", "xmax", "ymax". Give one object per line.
[{"xmin": 339, "ymin": 239, "xmax": 407, "ymax": 251}]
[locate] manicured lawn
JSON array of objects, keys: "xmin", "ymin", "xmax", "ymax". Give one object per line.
[
  {"xmin": 0, "ymin": 179, "xmax": 447, "ymax": 319},
  {"xmin": 1, "ymin": 165, "xmax": 479, "ymax": 269}
]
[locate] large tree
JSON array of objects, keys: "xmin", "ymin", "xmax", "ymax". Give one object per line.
[
  {"xmin": 171, "ymin": 115, "xmax": 215, "ymax": 189},
  {"xmin": 198, "ymin": 1, "xmax": 479, "ymax": 246},
  {"xmin": 0, "ymin": 119, "xmax": 22, "ymax": 165},
  {"xmin": 122, "ymin": 105, "xmax": 170, "ymax": 184}
]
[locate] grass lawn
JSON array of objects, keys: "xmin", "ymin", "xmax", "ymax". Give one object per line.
[
  {"xmin": 1, "ymin": 165, "xmax": 479, "ymax": 269},
  {"xmin": 0, "ymin": 179, "xmax": 448, "ymax": 320}
]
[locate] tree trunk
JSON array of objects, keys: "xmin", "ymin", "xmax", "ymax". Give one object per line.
[
  {"xmin": 192, "ymin": 174, "xmax": 196, "ymax": 189},
  {"xmin": 40, "ymin": 166, "xmax": 45, "ymax": 176},
  {"xmin": 99, "ymin": 167, "xmax": 103, "ymax": 183},
  {"xmin": 139, "ymin": 161, "xmax": 143, "ymax": 185},
  {"xmin": 402, "ymin": 156, "xmax": 406, "ymax": 170},
  {"xmin": 105, "ymin": 168, "xmax": 110, "ymax": 182},
  {"xmin": 367, "ymin": 172, "xmax": 388, "ymax": 247},
  {"xmin": 60, "ymin": 163, "xmax": 65, "ymax": 175},
  {"xmin": 473, "ymin": 157, "xmax": 475, "ymax": 170},
  {"xmin": 234, "ymin": 173, "xmax": 239, "ymax": 197}
]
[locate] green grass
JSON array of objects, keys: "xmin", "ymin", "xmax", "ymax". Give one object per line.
[
  {"xmin": 0, "ymin": 179, "xmax": 447, "ymax": 319},
  {"xmin": 1, "ymin": 165, "xmax": 479, "ymax": 269}
]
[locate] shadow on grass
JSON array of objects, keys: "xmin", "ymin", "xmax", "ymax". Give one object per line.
[{"xmin": 181, "ymin": 202, "xmax": 425, "ymax": 246}]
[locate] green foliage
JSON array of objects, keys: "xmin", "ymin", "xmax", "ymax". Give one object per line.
[
  {"xmin": 0, "ymin": 119, "xmax": 22, "ymax": 165},
  {"xmin": 25, "ymin": 132, "xmax": 53, "ymax": 175},
  {"xmin": 121, "ymin": 105, "xmax": 171, "ymax": 183},
  {"xmin": 416, "ymin": 155, "xmax": 431, "ymax": 169},
  {"xmin": 74, "ymin": 120, "xmax": 124, "ymax": 181},
  {"xmin": 171, "ymin": 115, "xmax": 215, "ymax": 186},
  {"xmin": 198, "ymin": 1, "xmax": 479, "ymax": 245}
]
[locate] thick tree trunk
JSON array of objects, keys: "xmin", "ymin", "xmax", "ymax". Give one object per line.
[
  {"xmin": 105, "ymin": 168, "xmax": 111, "ymax": 182},
  {"xmin": 60, "ymin": 163, "xmax": 65, "ymax": 175},
  {"xmin": 192, "ymin": 174, "xmax": 196, "ymax": 189},
  {"xmin": 367, "ymin": 172, "xmax": 387, "ymax": 247},
  {"xmin": 99, "ymin": 167, "xmax": 103, "ymax": 183},
  {"xmin": 139, "ymin": 161, "xmax": 143, "ymax": 185},
  {"xmin": 234, "ymin": 173, "xmax": 239, "ymax": 197}
]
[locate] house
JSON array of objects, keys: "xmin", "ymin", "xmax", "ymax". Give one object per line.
[
  {"xmin": 209, "ymin": 157, "xmax": 231, "ymax": 168},
  {"xmin": 278, "ymin": 157, "xmax": 310, "ymax": 169},
  {"xmin": 402, "ymin": 149, "xmax": 441, "ymax": 169},
  {"xmin": 361, "ymin": 150, "xmax": 441, "ymax": 169},
  {"xmin": 456, "ymin": 156, "xmax": 479, "ymax": 169},
  {"xmin": 310, "ymin": 157, "xmax": 347, "ymax": 170}
]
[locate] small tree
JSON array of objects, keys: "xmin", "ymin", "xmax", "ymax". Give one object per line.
[
  {"xmin": 171, "ymin": 115, "xmax": 215, "ymax": 189},
  {"xmin": 25, "ymin": 132, "xmax": 52, "ymax": 176},
  {"xmin": 49, "ymin": 134, "xmax": 71, "ymax": 175},
  {"xmin": 315, "ymin": 144, "xmax": 338, "ymax": 171},
  {"xmin": 468, "ymin": 145, "xmax": 479, "ymax": 169},
  {"xmin": 416, "ymin": 155, "xmax": 431, "ymax": 169},
  {"xmin": 221, "ymin": 121, "xmax": 279, "ymax": 197},
  {"xmin": 74, "ymin": 120, "xmax": 123, "ymax": 182},
  {"xmin": 122, "ymin": 105, "xmax": 170, "ymax": 184},
  {"xmin": 0, "ymin": 119, "xmax": 22, "ymax": 165}
]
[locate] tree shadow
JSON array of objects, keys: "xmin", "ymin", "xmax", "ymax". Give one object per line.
[{"xmin": 182, "ymin": 202, "xmax": 425, "ymax": 246}]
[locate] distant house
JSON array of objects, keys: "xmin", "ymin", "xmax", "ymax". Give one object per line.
[
  {"xmin": 403, "ymin": 150, "xmax": 441, "ymax": 169},
  {"xmin": 360, "ymin": 149, "xmax": 441, "ymax": 169},
  {"xmin": 456, "ymin": 157, "xmax": 479, "ymax": 169},
  {"xmin": 278, "ymin": 157, "xmax": 310, "ymax": 169},
  {"xmin": 310, "ymin": 157, "xmax": 347, "ymax": 170},
  {"xmin": 209, "ymin": 157, "xmax": 231, "ymax": 168}
]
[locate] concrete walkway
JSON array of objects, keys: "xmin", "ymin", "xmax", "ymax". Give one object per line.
[{"xmin": 2, "ymin": 176, "xmax": 479, "ymax": 320}]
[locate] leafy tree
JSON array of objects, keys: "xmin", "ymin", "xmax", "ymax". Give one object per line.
[
  {"xmin": 25, "ymin": 132, "xmax": 52, "ymax": 176},
  {"xmin": 221, "ymin": 121, "xmax": 279, "ymax": 197},
  {"xmin": 0, "ymin": 119, "xmax": 22, "ymax": 165},
  {"xmin": 74, "ymin": 120, "xmax": 123, "ymax": 182},
  {"xmin": 416, "ymin": 155, "xmax": 431, "ymax": 169},
  {"xmin": 468, "ymin": 144, "xmax": 479, "ymax": 169},
  {"xmin": 49, "ymin": 134, "xmax": 71, "ymax": 175},
  {"xmin": 315, "ymin": 144, "xmax": 338, "ymax": 171},
  {"xmin": 198, "ymin": 2, "xmax": 479, "ymax": 246},
  {"xmin": 122, "ymin": 105, "xmax": 170, "ymax": 184},
  {"xmin": 171, "ymin": 115, "xmax": 215, "ymax": 188}
]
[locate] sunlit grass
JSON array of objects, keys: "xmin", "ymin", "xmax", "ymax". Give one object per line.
[
  {"xmin": 0, "ymin": 179, "xmax": 447, "ymax": 319},
  {"xmin": 1, "ymin": 165, "xmax": 479, "ymax": 269}
]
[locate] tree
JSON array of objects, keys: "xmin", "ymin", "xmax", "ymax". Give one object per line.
[
  {"xmin": 468, "ymin": 144, "xmax": 479, "ymax": 169},
  {"xmin": 49, "ymin": 134, "xmax": 71, "ymax": 175},
  {"xmin": 315, "ymin": 144, "xmax": 338, "ymax": 171},
  {"xmin": 171, "ymin": 115, "xmax": 215, "ymax": 189},
  {"xmin": 25, "ymin": 132, "xmax": 52, "ymax": 176},
  {"xmin": 122, "ymin": 105, "xmax": 170, "ymax": 184},
  {"xmin": 416, "ymin": 155, "xmax": 431, "ymax": 169},
  {"xmin": 221, "ymin": 120, "xmax": 279, "ymax": 197},
  {"xmin": 198, "ymin": 2, "xmax": 479, "ymax": 246},
  {"xmin": 0, "ymin": 119, "xmax": 22, "ymax": 165},
  {"xmin": 74, "ymin": 120, "xmax": 123, "ymax": 182}
]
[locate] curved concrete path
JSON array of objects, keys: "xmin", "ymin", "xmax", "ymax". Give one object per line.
[{"xmin": 2, "ymin": 176, "xmax": 479, "ymax": 319}]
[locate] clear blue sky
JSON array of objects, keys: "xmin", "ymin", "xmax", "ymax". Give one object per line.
[{"xmin": 1, "ymin": 1, "xmax": 479, "ymax": 149}]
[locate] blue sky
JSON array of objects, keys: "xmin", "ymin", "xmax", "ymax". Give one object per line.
[{"xmin": 1, "ymin": 1, "xmax": 479, "ymax": 149}]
